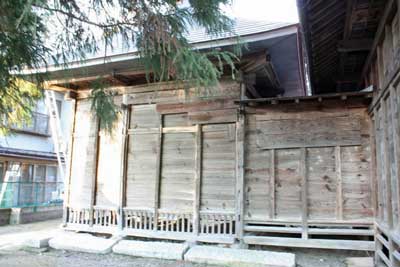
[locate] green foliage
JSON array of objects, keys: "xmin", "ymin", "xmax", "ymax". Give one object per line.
[
  {"xmin": 90, "ymin": 81, "xmax": 119, "ymax": 133},
  {"xmin": 1, "ymin": 0, "xmax": 240, "ymax": 133},
  {"xmin": 0, "ymin": 0, "xmax": 48, "ymax": 135}
]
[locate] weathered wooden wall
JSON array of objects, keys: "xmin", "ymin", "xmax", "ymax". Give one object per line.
[
  {"xmin": 363, "ymin": 3, "xmax": 400, "ymax": 266},
  {"xmin": 243, "ymin": 101, "xmax": 374, "ymax": 250},
  {"xmin": 64, "ymin": 79, "xmax": 375, "ymax": 250}
]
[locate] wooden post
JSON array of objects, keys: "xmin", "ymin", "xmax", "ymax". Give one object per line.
[
  {"xmin": 335, "ymin": 146, "xmax": 343, "ymax": 220},
  {"xmin": 193, "ymin": 124, "xmax": 202, "ymax": 236},
  {"xmin": 118, "ymin": 104, "xmax": 131, "ymax": 231},
  {"xmin": 381, "ymin": 98, "xmax": 393, "ymax": 229},
  {"xmin": 374, "ymin": 107, "xmax": 384, "ymax": 222},
  {"xmin": 235, "ymin": 107, "xmax": 245, "ymax": 245},
  {"xmin": 390, "ymin": 86, "xmax": 400, "ymax": 232},
  {"xmin": 300, "ymin": 147, "xmax": 308, "ymax": 239},
  {"xmin": 153, "ymin": 114, "xmax": 163, "ymax": 231},
  {"xmin": 369, "ymin": 116, "xmax": 378, "ymax": 220},
  {"xmin": 89, "ymin": 117, "xmax": 101, "ymax": 227},
  {"xmin": 269, "ymin": 149, "xmax": 276, "ymax": 219},
  {"xmin": 62, "ymin": 99, "xmax": 77, "ymax": 226}
]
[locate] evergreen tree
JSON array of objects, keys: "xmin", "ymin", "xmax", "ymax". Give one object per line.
[{"xmin": 0, "ymin": 0, "xmax": 238, "ymax": 133}]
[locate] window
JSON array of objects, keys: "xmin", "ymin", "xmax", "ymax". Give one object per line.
[
  {"xmin": 46, "ymin": 166, "xmax": 58, "ymax": 183},
  {"xmin": 0, "ymin": 162, "xmax": 4, "ymax": 183},
  {"xmin": 34, "ymin": 165, "xmax": 46, "ymax": 182}
]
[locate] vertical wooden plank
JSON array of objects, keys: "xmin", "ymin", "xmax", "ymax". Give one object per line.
[
  {"xmin": 369, "ymin": 115, "xmax": 378, "ymax": 220},
  {"xmin": 381, "ymin": 97, "xmax": 394, "ymax": 229},
  {"xmin": 374, "ymin": 107, "xmax": 384, "ymax": 223},
  {"xmin": 193, "ymin": 124, "xmax": 202, "ymax": 236},
  {"xmin": 153, "ymin": 114, "xmax": 163, "ymax": 231},
  {"xmin": 390, "ymin": 86, "xmax": 400, "ymax": 233},
  {"xmin": 63, "ymin": 99, "xmax": 77, "ymax": 225},
  {"xmin": 118, "ymin": 104, "xmax": 131, "ymax": 230},
  {"xmin": 89, "ymin": 117, "xmax": 101, "ymax": 227},
  {"xmin": 335, "ymin": 146, "xmax": 343, "ymax": 220},
  {"xmin": 300, "ymin": 147, "xmax": 308, "ymax": 239},
  {"xmin": 377, "ymin": 45, "xmax": 384, "ymax": 89},
  {"xmin": 269, "ymin": 149, "xmax": 276, "ymax": 219},
  {"xmin": 235, "ymin": 108, "xmax": 245, "ymax": 244}
]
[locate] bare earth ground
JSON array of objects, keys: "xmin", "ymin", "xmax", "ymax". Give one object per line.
[{"xmin": 0, "ymin": 219, "xmax": 372, "ymax": 267}]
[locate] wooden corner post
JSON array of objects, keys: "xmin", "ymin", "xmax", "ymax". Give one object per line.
[
  {"xmin": 235, "ymin": 103, "xmax": 245, "ymax": 246},
  {"xmin": 153, "ymin": 114, "xmax": 163, "ymax": 231},
  {"xmin": 193, "ymin": 124, "xmax": 202, "ymax": 236},
  {"xmin": 62, "ymin": 98, "xmax": 77, "ymax": 226},
  {"xmin": 118, "ymin": 103, "xmax": 131, "ymax": 231}
]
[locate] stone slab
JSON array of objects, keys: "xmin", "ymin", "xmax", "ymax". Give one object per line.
[
  {"xmin": 345, "ymin": 257, "xmax": 373, "ymax": 267},
  {"xmin": 184, "ymin": 246, "xmax": 295, "ymax": 267},
  {"xmin": 23, "ymin": 235, "xmax": 52, "ymax": 248},
  {"xmin": 113, "ymin": 240, "xmax": 189, "ymax": 260},
  {"xmin": 49, "ymin": 232, "xmax": 120, "ymax": 254}
]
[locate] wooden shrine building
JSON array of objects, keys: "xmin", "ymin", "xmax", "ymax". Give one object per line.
[{"xmin": 35, "ymin": 4, "xmax": 400, "ymax": 265}]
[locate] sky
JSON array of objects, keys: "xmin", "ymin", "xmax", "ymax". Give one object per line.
[{"xmin": 224, "ymin": 0, "xmax": 299, "ymax": 23}]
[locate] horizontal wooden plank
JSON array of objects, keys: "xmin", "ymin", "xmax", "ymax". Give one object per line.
[
  {"xmin": 243, "ymin": 236, "xmax": 374, "ymax": 251},
  {"xmin": 188, "ymin": 109, "xmax": 237, "ymax": 124},
  {"xmin": 156, "ymin": 99, "xmax": 237, "ymax": 114}
]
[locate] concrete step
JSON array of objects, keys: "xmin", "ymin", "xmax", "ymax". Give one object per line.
[
  {"xmin": 49, "ymin": 232, "xmax": 120, "ymax": 254},
  {"xmin": 184, "ymin": 245, "xmax": 295, "ymax": 267},
  {"xmin": 345, "ymin": 257, "xmax": 373, "ymax": 267},
  {"xmin": 113, "ymin": 240, "xmax": 190, "ymax": 260}
]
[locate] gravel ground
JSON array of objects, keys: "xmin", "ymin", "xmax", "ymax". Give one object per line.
[
  {"xmin": 0, "ymin": 249, "xmax": 216, "ymax": 267},
  {"xmin": 0, "ymin": 219, "xmax": 373, "ymax": 267},
  {"xmin": 0, "ymin": 245, "xmax": 372, "ymax": 267}
]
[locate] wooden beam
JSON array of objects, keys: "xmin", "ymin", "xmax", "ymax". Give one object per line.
[
  {"xmin": 62, "ymin": 99, "xmax": 77, "ymax": 226},
  {"xmin": 300, "ymin": 147, "xmax": 308, "ymax": 239},
  {"xmin": 389, "ymin": 86, "xmax": 400, "ymax": 232},
  {"xmin": 89, "ymin": 118, "xmax": 101, "ymax": 227},
  {"xmin": 118, "ymin": 105, "xmax": 131, "ymax": 230},
  {"xmin": 335, "ymin": 146, "xmax": 343, "ymax": 220},
  {"xmin": 337, "ymin": 39, "xmax": 374, "ymax": 52},
  {"xmin": 193, "ymin": 124, "xmax": 202, "ymax": 236},
  {"xmin": 235, "ymin": 109, "xmax": 245, "ymax": 245},
  {"xmin": 390, "ymin": 87, "xmax": 400, "ymax": 233},
  {"xmin": 153, "ymin": 114, "xmax": 163, "ymax": 231},
  {"xmin": 359, "ymin": 0, "xmax": 396, "ymax": 86},
  {"xmin": 369, "ymin": 116, "xmax": 378, "ymax": 221},
  {"xmin": 269, "ymin": 149, "xmax": 276, "ymax": 219},
  {"xmin": 243, "ymin": 236, "xmax": 374, "ymax": 251},
  {"xmin": 381, "ymin": 98, "xmax": 394, "ymax": 229}
]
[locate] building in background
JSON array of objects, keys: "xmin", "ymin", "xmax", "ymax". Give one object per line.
[{"xmin": 0, "ymin": 91, "xmax": 72, "ymax": 209}]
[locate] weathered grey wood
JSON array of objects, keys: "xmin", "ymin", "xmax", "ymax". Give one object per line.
[
  {"xmin": 256, "ymin": 116, "xmax": 362, "ymax": 149},
  {"xmin": 300, "ymin": 147, "xmax": 308, "ymax": 239},
  {"xmin": 381, "ymin": 98, "xmax": 394, "ymax": 229},
  {"xmin": 188, "ymin": 109, "xmax": 237, "ymax": 125},
  {"xmin": 118, "ymin": 105, "xmax": 131, "ymax": 230},
  {"xmin": 235, "ymin": 110, "xmax": 245, "ymax": 243},
  {"xmin": 89, "ymin": 118, "xmax": 101, "ymax": 227},
  {"xmin": 335, "ymin": 146, "xmax": 343, "ymax": 220},
  {"xmin": 153, "ymin": 115, "xmax": 163, "ymax": 231},
  {"xmin": 390, "ymin": 86, "xmax": 400, "ymax": 232},
  {"xmin": 369, "ymin": 116, "xmax": 378, "ymax": 221},
  {"xmin": 270, "ymin": 149, "xmax": 276, "ymax": 219},
  {"xmin": 63, "ymin": 99, "xmax": 77, "ymax": 225},
  {"xmin": 193, "ymin": 124, "xmax": 202, "ymax": 235},
  {"xmin": 243, "ymin": 236, "xmax": 374, "ymax": 251}
]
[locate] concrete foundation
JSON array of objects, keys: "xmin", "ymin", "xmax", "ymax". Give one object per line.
[
  {"xmin": 49, "ymin": 232, "xmax": 120, "ymax": 254},
  {"xmin": 9, "ymin": 205, "xmax": 62, "ymax": 225},
  {"xmin": 113, "ymin": 240, "xmax": 190, "ymax": 260},
  {"xmin": 184, "ymin": 246, "xmax": 296, "ymax": 267},
  {"xmin": 0, "ymin": 209, "xmax": 11, "ymax": 226}
]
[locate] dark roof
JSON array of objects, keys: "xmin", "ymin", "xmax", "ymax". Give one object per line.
[
  {"xmin": 297, "ymin": 0, "xmax": 387, "ymax": 94},
  {"xmin": 63, "ymin": 19, "xmax": 296, "ymax": 63},
  {"xmin": 0, "ymin": 147, "xmax": 57, "ymax": 162}
]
